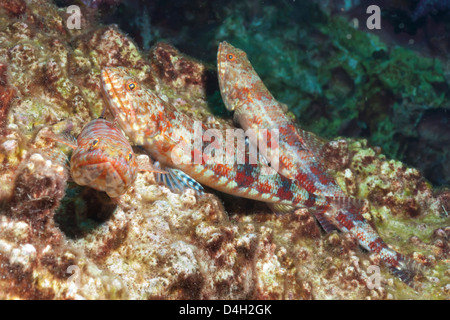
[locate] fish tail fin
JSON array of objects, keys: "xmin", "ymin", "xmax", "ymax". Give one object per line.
[{"xmin": 327, "ymin": 196, "xmax": 423, "ymax": 287}]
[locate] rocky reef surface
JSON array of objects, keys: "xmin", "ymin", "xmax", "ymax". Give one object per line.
[{"xmin": 0, "ymin": 0, "xmax": 448, "ymax": 299}]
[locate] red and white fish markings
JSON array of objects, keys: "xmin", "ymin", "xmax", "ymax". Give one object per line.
[
  {"xmin": 101, "ymin": 67, "xmax": 330, "ymax": 209},
  {"xmin": 70, "ymin": 118, "xmax": 138, "ymax": 198},
  {"xmin": 217, "ymin": 41, "xmax": 419, "ymax": 286}
]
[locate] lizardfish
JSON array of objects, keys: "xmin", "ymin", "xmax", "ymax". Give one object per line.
[
  {"xmin": 43, "ymin": 117, "xmax": 199, "ymax": 197},
  {"xmin": 101, "ymin": 66, "xmax": 332, "ymax": 211},
  {"xmin": 52, "ymin": 117, "xmax": 139, "ymax": 198},
  {"xmin": 217, "ymin": 41, "xmax": 419, "ymax": 286}
]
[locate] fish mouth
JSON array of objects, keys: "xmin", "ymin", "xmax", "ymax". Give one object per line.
[
  {"xmin": 217, "ymin": 41, "xmax": 235, "ymax": 111},
  {"xmin": 101, "ymin": 68, "xmax": 119, "ymax": 104},
  {"xmin": 101, "ymin": 68, "xmax": 113, "ymax": 96},
  {"xmin": 72, "ymin": 161, "xmax": 129, "ymax": 198},
  {"xmin": 101, "ymin": 68, "xmax": 130, "ymax": 120},
  {"xmin": 72, "ymin": 158, "xmax": 129, "ymax": 187},
  {"xmin": 217, "ymin": 41, "xmax": 225, "ymax": 78},
  {"xmin": 71, "ymin": 145, "xmax": 130, "ymax": 185},
  {"xmin": 217, "ymin": 41, "xmax": 230, "ymax": 84},
  {"xmin": 101, "ymin": 68, "xmax": 117, "ymax": 111}
]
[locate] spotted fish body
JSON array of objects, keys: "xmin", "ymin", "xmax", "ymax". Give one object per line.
[
  {"xmin": 101, "ymin": 67, "xmax": 330, "ymax": 210},
  {"xmin": 217, "ymin": 42, "xmax": 417, "ymax": 285},
  {"xmin": 70, "ymin": 118, "xmax": 138, "ymax": 198},
  {"xmin": 218, "ymin": 42, "xmax": 342, "ymax": 197}
]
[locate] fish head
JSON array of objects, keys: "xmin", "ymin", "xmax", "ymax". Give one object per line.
[
  {"xmin": 217, "ymin": 41, "xmax": 257, "ymax": 112},
  {"xmin": 70, "ymin": 118, "xmax": 138, "ymax": 198},
  {"xmin": 101, "ymin": 67, "xmax": 164, "ymax": 146}
]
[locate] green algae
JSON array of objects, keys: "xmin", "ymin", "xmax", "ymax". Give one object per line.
[{"xmin": 214, "ymin": 2, "xmax": 449, "ymax": 174}]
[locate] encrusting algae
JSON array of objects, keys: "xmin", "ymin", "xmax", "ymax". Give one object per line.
[{"xmin": 0, "ymin": 0, "xmax": 448, "ymax": 299}]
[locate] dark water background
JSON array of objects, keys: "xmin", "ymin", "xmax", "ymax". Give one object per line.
[{"xmin": 57, "ymin": 0, "xmax": 450, "ymax": 187}]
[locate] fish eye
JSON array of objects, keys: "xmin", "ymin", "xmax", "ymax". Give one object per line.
[
  {"xmin": 92, "ymin": 139, "xmax": 99, "ymax": 147},
  {"xmin": 126, "ymin": 81, "xmax": 137, "ymax": 91},
  {"xmin": 227, "ymin": 53, "xmax": 235, "ymax": 61},
  {"xmin": 127, "ymin": 152, "xmax": 133, "ymax": 161}
]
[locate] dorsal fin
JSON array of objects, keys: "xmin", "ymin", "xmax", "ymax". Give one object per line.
[
  {"xmin": 330, "ymin": 196, "xmax": 365, "ymax": 210},
  {"xmin": 295, "ymin": 126, "xmax": 328, "ymax": 162}
]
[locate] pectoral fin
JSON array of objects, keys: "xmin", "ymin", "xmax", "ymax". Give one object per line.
[
  {"xmin": 155, "ymin": 168, "xmax": 205, "ymax": 195},
  {"xmin": 266, "ymin": 203, "xmax": 296, "ymax": 215},
  {"xmin": 312, "ymin": 207, "xmax": 339, "ymax": 233}
]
